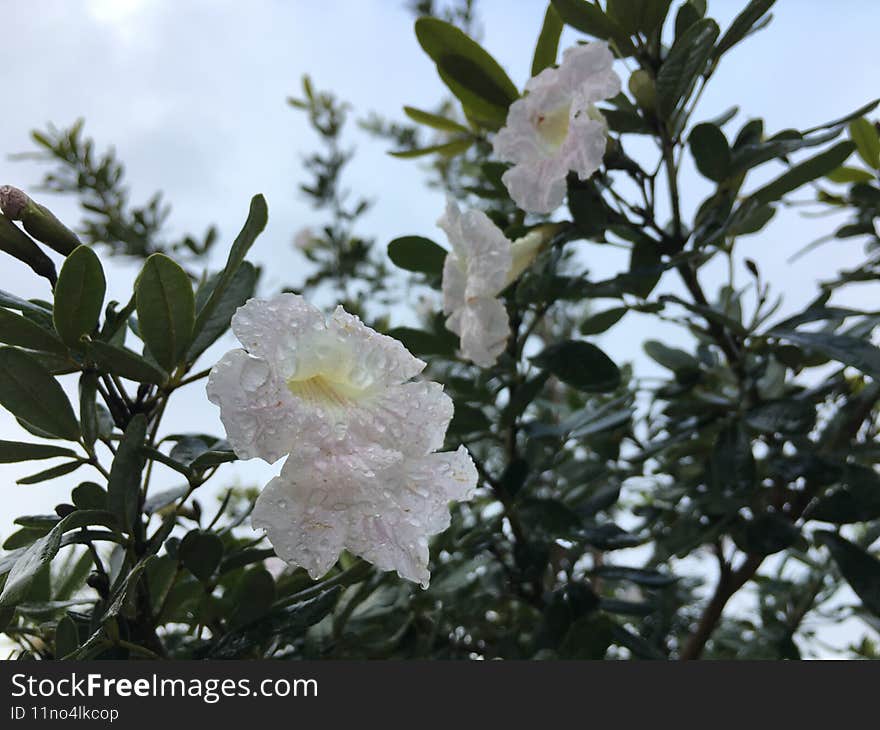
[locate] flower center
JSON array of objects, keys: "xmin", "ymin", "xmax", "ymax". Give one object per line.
[
  {"xmin": 287, "ymin": 373, "xmax": 368, "ymax": 407},
  {"xmin": 534, "ymin": 103, "xmax": 571, "ymax": 151}
]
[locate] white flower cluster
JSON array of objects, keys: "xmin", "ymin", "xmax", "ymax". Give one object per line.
[
  {"xmin": 207, "ymin": 294, "xmax": 477, "ymax": 587},
  {"xmin": 493, "ymin": 42, "xmax": 621, "ymax": 214}
]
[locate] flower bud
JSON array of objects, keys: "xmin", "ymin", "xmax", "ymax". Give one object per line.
[
  {"xmin": 0, "ymin": 185, "xmax": 81, "ymax": 256},
  {"xmin": 0, "ymin": 213, "xmax": 57, "ymax": 284},
  {"xmin": 506, "ymin": 223, "xmax": 565, "ymax": 285}
]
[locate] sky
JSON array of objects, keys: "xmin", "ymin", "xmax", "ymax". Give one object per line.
[{"xmin": 0, "ymin": 0, "xmax": 878, "ymax": 653}]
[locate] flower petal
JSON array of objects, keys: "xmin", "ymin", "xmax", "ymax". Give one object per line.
[
  {"xmin": 457, "ymin": 297, "xmax": 510, "ymax": 367},
  {"xmin": 206, "ymin": 348, "xmax": 300, "ymax": 463}
]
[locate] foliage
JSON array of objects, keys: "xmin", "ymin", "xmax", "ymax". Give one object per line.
[{"xmin": 1, "ymin": 0, "xmax": 880, "ymax": 660}]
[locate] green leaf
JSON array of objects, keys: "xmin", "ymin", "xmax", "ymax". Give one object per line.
[
  {"xmin": 389, "ymin": 137, "xmax": 473, "ymax": 159},
  {"xmin": 52, "ymin": 245, "xmax": 106, "ymax": 348},
  {"xmin": 88, "ymin": 341, "xmax": 168, "ymax": 385},
  {"xmin": 689, "ymin": 123, "xmax": 731, "ymax": 181},
  {"xmin": 79, "ymin": 372, "xmax": 99, "ymax": 450},
  {"xmin": 655, "ymin": 19, "xmax": 719, "ymax": 126},
  {"xmin": 189, "ymin": 449, "xmax": 236, "ymax": 471},
  {"xmin": 849, "ymin": 117, "xmax": 880, "ymax": 169},
  {"xmin": 594, "ymin": 566, "xmax": 676, "ymax": 586},
  {"xmin": 770, "ymin": 329, "xmax": 880, "ymax": 380},
  {"xmin": 607, "ymin": 0, "xmax": 672, "ymax": 35},
  {"xmin": 0, "ymin": 440, "xmax": 76, "ymax": 463},
  {"xmin": 732, "ymin": 512, "xmax": 799, "ymax": 555},
  {"xmin": 643, "ymin": 340, "xmax": 700, "ymax": 375},
  {"xmin": 72, "ymin": 482, "xmax": 107, "ymax": 511},
  {"xmin": 713, "ymin": 0, "xmax": 776, "ymax": 59},
  {"xmin": 414, "ymin": 17, "xmax": 518, "ymax": 128},
  {"xmin": 826, "ymin": 166, "xmax": 875, "ymax": 184},
  {"xmin": 626, "ymin": 237, "xmax": 662, "ymax": 298},
  {"xmin": 0, "ymin": 307, "xmax": 67, "ymax": 354},
  {"xmin": 711, "ymin": 421, "xmax": 755, "ymax": 494},
  {"xmin": 229, "ymin": 567, "xmax": 276, "ymax": 628},
  {"xmin": 193, "ymin": 195, "xmax": 267, "ymax": 343},
  {"xmin": 0, "ymin": 214, "xmax": 57, "ymax": 284},
  {"xmin": 744, "ymin": 399, "xmax": 815, "ymax": 435},
  {"xmin": 107, "ymin": 414, "xmax": 148, "ymax": 530},
  {"xmin": 808, "ymin": 464, "xmax": 880, "ymax": 524},
  {"xmin": 387, "ymin": 235, "xmax": 447, "ymax": 275},
  {"xmin": 136, "ymin": 254, "xmax": 195, "ymax": 371},
  {"xmin": 179, "ymin": 530, "xmax": 224, "ymax": 582},
  {"xmin": 531, "ymin": 340, "xmax": 621, "ymax": 393},
  {"xmin": 0, "ymin": 510, "xmax": 115, "ymax": 606},
  {"xmin": 816, "ymin": 531, "xmax": 880, "ymax": 618},
  {"xmin": 0, "ymin": 289, "xmax": 53, "ymax": 317},
  {"xmin": 580, "ymin": 307, "xmax": 627, "ymax": 335},
  {"xmin": 17, "ymin": 459, "xmax": 84, "ymax": 485},
  {"xmin": 187, "ymin": 262, "xmax": 257, "ymax": 363},
  {"xmin": 550, "ymin": 0, "xmax": 634, "ymax": 54},
  {"xmin": 402, "ymin": 106, "xmax": 470, "ymax": 134},
  {"xmin": 750, "ymin": 141, "xmax": 855, "ymax": 205},
  {"xmin": 55, "ymin": 615, "xmax": 80, "ymax": 658},
  {"xmin": 386, "ymin": 327, "xmax": 457, "ymax": 357},
  {"xmin": 0, "ymin": 347, "xmax": 80, "ymax": 440},
  {"xmin": 531, "ymin": 4, "xmax": 564, "ymax": 76}
]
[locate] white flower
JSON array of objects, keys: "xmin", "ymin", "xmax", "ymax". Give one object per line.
[
  {"xmin": 439, "ymin": 200, "xmax": 557, "ymax": 367},
  {"xmin": 492, "ymin": 42, "xmax": 621, "ymax": 214},
  {"xmin": 206, "ymin": 293, "xmax": 477, "ymax": 587},
  {"xmin": 439, "ymin": 200, "xmax": 512, "ymax": 367}
]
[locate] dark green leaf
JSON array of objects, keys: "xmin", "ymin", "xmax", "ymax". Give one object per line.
[
  {"xmin": 88, "ymin": 341, "xmax": 168, "ymax": 385},
  {"xmin": 750, "ymin": 141, "xmax": 855, "ymax": 205},
  {"xmin": 55, "ymin": 615, "xmax": 79, "ymax": 658},
  {"xmin": 0, "ymin": 307, "xmax": 67, "ymax": 354},
  {"xmin": 0, "ymin": 347, "xmax": 80, "ymax": 440},
  {"xmin": 187, "ymin": 262, "xmax": 257, "ymax": 363},
  {"xmin": 17, "ymin": 459, "xmax": 84, "ymax": 485},
  {"xmin": 771, "ymin": 329, "xmax": 880, "ymax": 380},
  {"xmin": 531, "ymin": 340, "xmax": 621, "ymax": 393},
  {"xmin": 193, "ymin": 195, "xmax": 267, "ymax": 343},
  {"xmin": 387, "ymin": 236, "xmax": 447, "ymax": 275},
  {"xmin": 594, "ymin": 566, "xmax": 676, "ymax": 586},
  {"xmin": 745, "ymin": 399, "xmax": 815, "ymax": 435},
  {"xmin": 386, "ymin": 326, "xmax": 456, "ymax": 357},
  {"xmin": 580, "ymin": 307, "xmax": 627, "ymax": 335},
  {"xmin": 229, "ymin": 567, "xmax": 276, "ymax": 628},
  {"xmin": 808, "ymin": 465, "xmax": 880, "ymax": 524},
  {"xmin": 52, "ymin": 245, "xmax": 105, "ymax": 348},
  {"xmin": 607, "ymin": 0, "xmax": 672, "ymax": 35},
  {"xmin": 531, "ymin": 4, "xmax": 564, "ymax": 76},
  {"xmin": 136, "ymin": 253, "xmax": 195, "ymax": 371},
  {"xmin": 816, "ymin": 531, "xmax": 880, "ymax": 618},
  {"xmin": 550, "ymin": 0, "xmax": 634, "ymax": 54},
  {"xmin": 189, "ymin": 449, "xmax": 236, "ymax": 471},
  {"xmin": 689, "ymin": 123, "xmax": 731, "ymax": 181},
  {"xmin": 107, "ymin": 414, "xmax": 148, "ymax": 530},
  {"xmin": 643, "ymin": 340, "xmax": 700, "ymax": 375},
  {"xmin": 72, "ymin": 482, "xmax": 107, "ymax": 511},
  {"xmin": 79, "ymin": 372, "xmax": 99, "ymax": 450},
  {"xmin": 732, "ymin": 512, "xmax": 799, "ymax": 555},
  {"xmin": 0, "ymin": 440, "xmax": 76, "ymax": 463},
  {"xmin": 180, "ymin": 530, "xmax": 224, "ymax": 582},
  {"xmin": 713, "ymin": 0, "xmax": 776, "ymax": 59},
  {"xmin": 711, "ymin": 421, "xmax": 755, "ymax": 494},
  {"xmin": 656, "ymin": 19, "xmax": 719, "ymax": 126},
  {"xmin": 414, "ymin": 18, "xmax": 518, "ymax": 128}
]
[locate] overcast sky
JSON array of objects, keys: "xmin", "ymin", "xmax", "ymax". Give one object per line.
[{"xmin": 1, "ymin": 0, "xmax": 878, "ymax": 653}]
